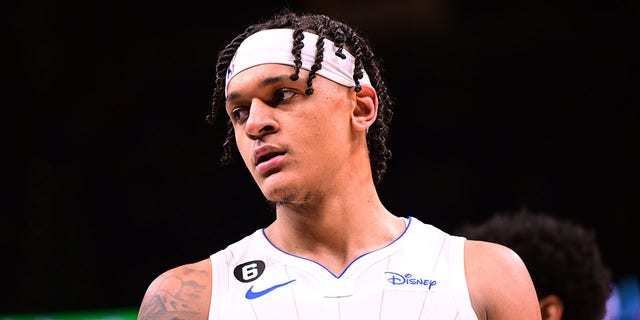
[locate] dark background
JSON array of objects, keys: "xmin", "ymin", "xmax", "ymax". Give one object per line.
[{"xmin": 8, "ymin": 0, "xmax": 638, "ymax": 313}]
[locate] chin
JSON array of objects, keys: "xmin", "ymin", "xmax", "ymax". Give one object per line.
[
  {"xmin": 257, "ymin": 174, "xmax": 313, "ymax": 206},
  {"xmin": 262, "ymin": 185, "xmax": 305, "ymax": 207},
  {"xmin": 263, "ymin": 188, "xmax": 296, "ymax": 203}
]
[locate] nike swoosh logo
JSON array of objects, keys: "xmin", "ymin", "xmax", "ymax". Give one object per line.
[{"xmin": 245, "ymin": 279, "xmax": 296, "ymax": 300}]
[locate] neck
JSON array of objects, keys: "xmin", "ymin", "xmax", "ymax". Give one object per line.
[{"xmin": 264, "ymin": 189, "xmax": 405, "ymax": 275}]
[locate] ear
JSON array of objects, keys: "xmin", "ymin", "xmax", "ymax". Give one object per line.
[
  {"xmin": 351, "ymin": 84, "xmax": 378, "ymax": 132},
  {"xmin": 540, "ymin": 294, "xmax": 564, "ymax": 320}
]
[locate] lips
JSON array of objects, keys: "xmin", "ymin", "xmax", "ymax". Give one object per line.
[
  {"xmin": 257, "ymin": 152, "xmax": 281, "ymax": 164},
  {"xmin": 254, "ymin": 145, "xmax": 286, "ymax": 167}
]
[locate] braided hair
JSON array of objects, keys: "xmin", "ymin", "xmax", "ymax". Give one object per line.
[{"xmin": 206, "ymin": 10, "xmax": 394, "ymax": 185}]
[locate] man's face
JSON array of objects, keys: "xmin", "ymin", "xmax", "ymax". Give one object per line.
[{"xmin": 225, "ymin": 64, "xmax": 356, "ymax": 205}]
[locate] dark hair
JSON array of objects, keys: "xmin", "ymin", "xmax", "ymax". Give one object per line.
[
  {"xmin": 206, "ymin": 9, "xmax": 394, "ymax": 185},
  {"xmin": 456, "ymin": 209, "xmax": 612, "ymax": 320}
]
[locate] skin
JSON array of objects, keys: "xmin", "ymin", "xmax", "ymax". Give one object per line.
[
  {"xmin": 539, "ymin": 295, "xmax": 564, "ymax": 319},
  {"xmin": 138, "ymin": 64, "xmax": 542, "ymax": 320}
]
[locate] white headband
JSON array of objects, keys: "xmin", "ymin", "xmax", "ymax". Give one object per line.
[{"xmin": 225, "ymin": 28, "xmax": 372, "ymax": 96}]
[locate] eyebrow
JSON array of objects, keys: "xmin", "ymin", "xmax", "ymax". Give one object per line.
[{"xmin": 226, "ymin": 74, "xmax": 291, "ymax": 102}]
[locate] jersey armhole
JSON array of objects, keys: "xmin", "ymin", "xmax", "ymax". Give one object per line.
[
  {"xmin": 209, "ymin": 250, "xmax": 231, "ymax": 320},
  {"xmin": 449, "ymin": 236, "xmax": 479, "ymax": 320}
]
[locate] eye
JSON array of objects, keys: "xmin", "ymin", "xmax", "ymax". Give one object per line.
[
  {"xmin": 230, "ymin": 107, "xmax": 249, "ymax": 123},
  {"xmin": 272, "ymin": 89, "xmax": 297, "ymax": 104}
]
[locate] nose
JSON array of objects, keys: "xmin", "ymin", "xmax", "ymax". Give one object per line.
[{"xmin": 245, "ymin": 98, "xmax": 279, "ymax": 140}]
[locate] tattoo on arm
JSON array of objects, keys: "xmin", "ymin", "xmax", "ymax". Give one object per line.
[{"xmin": 138, "ymin": 267, "xmax": 210, "ymax": 320}]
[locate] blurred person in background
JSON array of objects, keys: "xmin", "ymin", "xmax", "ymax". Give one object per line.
[{"xmin": 457, "ymin": 209, "xmax": 613, "ymax": 320}]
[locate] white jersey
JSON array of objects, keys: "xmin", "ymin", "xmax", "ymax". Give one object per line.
[{"xmin": 209, "ymin": 216, "xmax": 477, "ymax": 320}]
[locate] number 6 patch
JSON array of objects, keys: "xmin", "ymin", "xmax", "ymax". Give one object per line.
[{"xmin": 233, "ymin": 260, "xmax": 266, "ymax": 283}]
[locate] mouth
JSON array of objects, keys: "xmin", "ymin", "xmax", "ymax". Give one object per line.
[
  {"xmin": 256, "ymin": 151, "xmax": 285, "ymax": 166},
  {"xmin": 253, "ymin": 145, "xmax": 287, "ymax": 173}
]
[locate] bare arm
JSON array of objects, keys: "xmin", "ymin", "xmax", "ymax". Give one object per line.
[
  {"xmin": 465, "ymin": 240, "xmax": 542, "ymax": 320},
  {"xmin": 138, "ymin": 259, "xmax": 212, "ymax": 320}
]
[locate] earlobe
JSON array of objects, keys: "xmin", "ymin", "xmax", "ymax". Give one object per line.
[
  {"xmin": 540, "ymin": 294, "xmax": 564, "ymax": 320},
  {"xmin": 352, "ymin": 84, "xmax": 378, "ymax": 132}
]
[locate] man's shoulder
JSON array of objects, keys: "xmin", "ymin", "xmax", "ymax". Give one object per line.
[
  {"xmin": 403, "ymin": 216, "xmax": 453, "ymax": 243},
  {"xmin": 137, "ymin": 259, "xmax": 212, "ymax": 320},
  {"xmin": 211, "ymin": 228, "xmax": 266, "ymax": 259},
  {"xmin": 463, "ymin": 240, "xmax": 542, "ymax": 319}
]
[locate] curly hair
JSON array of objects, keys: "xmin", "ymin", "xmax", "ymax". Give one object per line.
[
  {"xmin": 205, "ymin": 9, "xmax": 394, "ymax": 185},
  {"xmin": 456, "ymin": 209, "xmax": 612, "ymax": 320}
]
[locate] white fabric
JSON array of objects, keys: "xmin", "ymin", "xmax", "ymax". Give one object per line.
[
  {"xmin": 208, "ymin": 216, "xmax": 478, "ymax": 320},
  {"xmin": 225, "ymin": 29, "xmax": 371, "ymax": 96}
]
